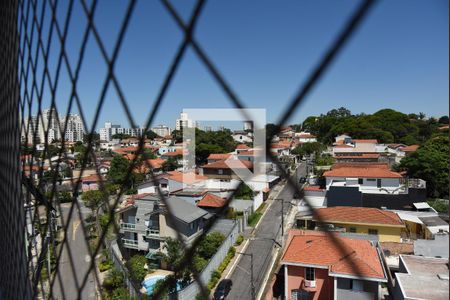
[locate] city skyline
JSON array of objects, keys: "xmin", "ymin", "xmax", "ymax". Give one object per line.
[{"xmin": 25, "ymin": 0, "xmax": 448, "ymax": 130}]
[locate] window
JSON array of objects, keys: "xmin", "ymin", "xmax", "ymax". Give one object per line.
[
  {"xmin": 218, "ymin": 169, "xmax": 223, "ymax": 175},
  {"xmin": 348, "ymin": 227, "xmax": 357, "ymax": 233},
  {"xmin": 305, "ymin": 267, "xmax": 315, "ymax": 281},
  {"xmin": 368, "ymin": 229, "xmax": 378, "ymax": 235},
  {"xmin": 358, "ymin": 178, "xmax": 363, "ymax": 184},
  {"xmin": 377, "ymin": 178, "xmax": 382, "ymax": 188}
]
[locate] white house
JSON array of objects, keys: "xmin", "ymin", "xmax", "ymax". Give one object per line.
[{"xmin": 295, "ymin": 132, "xmax": 317, "ymax": 143}]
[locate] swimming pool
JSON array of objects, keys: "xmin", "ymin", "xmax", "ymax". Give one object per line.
[
  {"xmin": 142, "ymin": 275, "xmax": 183, "ymax": 295},
  {"xmin": 142, "ymin": 275, "xmax": 165, "ymax": 295}
]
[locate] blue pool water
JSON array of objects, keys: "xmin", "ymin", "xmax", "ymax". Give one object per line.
[
  {"xmin": 142, "ymin": 275, "xmax": 165, "ymax": 295},
  {"xmin": 142, "ymin": 275, "xmax": 183, "ymax": 295}
]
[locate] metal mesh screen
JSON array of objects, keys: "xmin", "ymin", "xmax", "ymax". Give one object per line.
[{"xmin": 0, "ymin": 0, "xmax": 377, "ymax": 299}]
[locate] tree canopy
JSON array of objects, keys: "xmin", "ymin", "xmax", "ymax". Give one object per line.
[
  {"xmin": 291, "ymin": 142, "xmax": 324, "ymax": 157},
  {"xmin": 301, "ymin": 107, "xmax": 444, "ymax": 145},
  {"xmin": 398, "ymin": 136, "xmax": 449, "ymax": 198}
]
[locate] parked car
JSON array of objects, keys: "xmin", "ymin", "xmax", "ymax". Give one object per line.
[
  {"xmin": 214, "ymin": 279, "xmax": 232, "ymax": 300},
  {"xmin": 299, "ymin": 177, "xmax": 306, "ymax": 183}
]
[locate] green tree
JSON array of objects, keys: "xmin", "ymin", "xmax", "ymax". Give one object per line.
[
  {"xmin": 111, "ymin": 287, "xmax": 134, "ymax": 300},
  {"xmin": 82, "ymin": 189, "xmax": 108, "ymax": 234},
  {"xmin": 83, "ymin": 132, "xmax": 100, "ymax": 147},
  {"xmin": 197, "ymin": 232, "xmax": 225, "ymax": 260},
  {"xmin": 171, "ymin": 129, "xmax": 183, "ymax": 143},
  {"xmin": 265, "ymin": 123, "xmax": 278, "ymax": 140},
  {"xmin": 438, "ymin": 116, "xmax": 449, "ymax": 124},
  {"xmin": 143, "ymin": 148, "xmax": 157, "ymax": 160},
  {"xmin": 109, "ymin": 155, "xmax": 131, "ymax": 186},
  {"xmin": 399, "ymin": 136, "xmax": 449, "ymax": 198},
  {"xmin": 111, "ymin": 133, "xmax": 131, "ymax": 140},
  {"xmin": 292, "ymin": 142, "xmax": 324, "ymax": 157},
  {"xmin": 196, "ymin": 143, "xmax": 224, "ymax": 165},
  {"xmin": 234, "ymin": 183, "xmax": 254, "ymax": 200},
  {"xmin": 161, "ymin": 157, "xmax": 181, "ymax": 172},
  {"xmin": 145, "ymin": 130, "xmax": 159, "ymax": 140},
  {"xmin": 126, "ymin": 255, "xmax": 148, "ymax": 283},
  {"xmin": 103, "ymin": 267, "xmax": 125, "ymax": 290}
]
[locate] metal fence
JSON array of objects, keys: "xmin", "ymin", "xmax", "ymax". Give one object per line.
[
  {"xmin": 0, "ymin": 0, "xmax": 378, "ymax": 299},
  {"xmin": 171, "ymin": 221, "xmax": 240, "ymax": 300}
]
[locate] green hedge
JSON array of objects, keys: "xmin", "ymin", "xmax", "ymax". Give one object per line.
[
  {"xmin": 207, "ymin": 247, "xmax": 236, "ymax": 290},
  {"xmin": 99, "ymin": 259, "xmax": 114, "ymax": 272},
  {"xmin": 235, "ymin": 235, "xmax": 244, "ymax": 246}
]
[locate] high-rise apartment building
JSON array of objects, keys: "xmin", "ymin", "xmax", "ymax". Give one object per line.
[
  {"xmin": 175, "ymin": 112, "xmax": 197, "ymax": 130},
  {"xmin": 99, "ymin": 122, "xmax": 144, "ymax": 141},
  {"xmin": 151, "ymin": 125, "xmax": 172, "ymax": 137}
]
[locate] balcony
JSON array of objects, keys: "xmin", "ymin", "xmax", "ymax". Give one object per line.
[
  {"xmin": 146, "ymin": 228, "xmax": 160, "ymax": 236},
  {"xmin": 120, "ymin": 222, "xmax": 137, "ymax": 232},
  {"xmin": 122, "ymin": 238, "xmax": 138, "ymax": 249}
]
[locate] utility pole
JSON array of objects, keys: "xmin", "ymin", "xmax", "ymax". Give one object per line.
[
  {"xmin": 281, "ymin": 198, "xmax": 284, "ymax": 237},
  {"xmin": 237, "ymin": 252, "xmax": 255, "ymax": 300}
]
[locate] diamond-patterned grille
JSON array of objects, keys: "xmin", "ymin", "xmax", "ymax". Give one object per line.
[{"xmin": 0, "ymin": 0, "xmax": 376, "ymax": 299}]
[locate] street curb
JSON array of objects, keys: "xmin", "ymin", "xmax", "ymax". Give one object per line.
[
  {"xmin": 253, "ymin": 182, "xmax": 287, "ymax": 232},
  {"xmin": 257, "ymin": 247, "xmax": 280, "ymax": 300},
  {"xmin": 224, "ymin": 181, "xmax": 286, "ymax": 280}
]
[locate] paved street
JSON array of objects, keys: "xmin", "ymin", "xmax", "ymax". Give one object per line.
[
  {"xmin": 51, "ymin": 201, "xmax": 96, "ymax": 300},
  {"xmin": 227, "ymin": 162, "xmax": 306, "ymax": 299}
]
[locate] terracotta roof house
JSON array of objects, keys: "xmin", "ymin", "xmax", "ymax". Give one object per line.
[
  {"xmin": 197, "ymin": 193, "xmax": 227, "ymax": 213},
  {"xmin": 281, "ymin": 230, "xmax": 387, "ymax": 300},
  {"xmin": 400, "ymin": 144, "xmax": 419, "ymax": 153},
  {"xmin": 323, "ymin": 163, "xmax": 402, "ymax": 179},
  {"xmin": 324, "ymin": 163, "xmax": 427, "ymax": 209},
  {"xmin": 236, "ymin": 144, "xmax": 250, "ymax": 150},
  {"xmin": 201, "ymin": 159, "xmax": 253, "ymax": 180},
  {"xmin": 311, "ymin": 206, "xmax": 404, "ymax": 242},
  {"xmin": 207, "ymin": 153, "xmax": 233, "ymax": 164}
]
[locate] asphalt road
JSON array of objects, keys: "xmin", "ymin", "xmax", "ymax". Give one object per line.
[
  {"xmin": 227, "ymin": 162, "xmax": 306, "ymax": 300},
  {"xmin": 51, "ymin": 201, "xmax": 96, "ymax": 300}
]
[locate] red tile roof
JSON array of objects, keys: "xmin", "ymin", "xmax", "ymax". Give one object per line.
[
  {"xmin": 197, "ymin": 193, "xmax": 227, "ymax": 208},
  {"xmin": 314, "ymin": 206, "xmax": 404, "ymax": 226},
  {"xmin": 146, "ymin": 158, "xmax": 166, "ymax": 169},
  {"xmin": 131, "ymin": 193, "xmax": 154, "ymax": 200},
  {"xmin": 281, "ymin": 230, "xmax": 385, "ymax": 279},
  {"xmin": 167, "ymin": 171, "xmax": 207, "ymax": 184},
  {"xmin": 236, "ymin": 144, "xmax": 250, "ymax": 150},
  {"xmin": 401, "ymin": 145, "xmax": 419, "ymax": 152},
  {"xmin": 323, "ymin": 163, "xmax": 402, "ymax": 178},
  {"xmin": 304, "ymin": 185, "xmax": 324, "ymax": 192},
  {"xmin": 82, "ymin": 174, "xmax": 102, "ymax": 182},
  {"xmin": 353, "ymin": 139, "xmax": 378, "ymax": 144},
  {"xmin": 297, "ymin": 134, "xmax": 316, "ymax": 138},
  {"xmin": 207, "ymin": 153, "xmax": 232, "ymax": 160},
  {"xmin": 335, "ymin": 153, "xmax": 380, "ymax": 159},
  {"xmin": 202, "ymin": 159, "xmax": 253, "ymax": 169},
  {"xmin": 162, "ymin": 149, "xmax": 185, "ymax": 157}
]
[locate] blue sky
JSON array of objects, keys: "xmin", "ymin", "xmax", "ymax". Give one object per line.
[{"xmin": 28, "ymin": 0, "xmax": 448, "ymax": 131}]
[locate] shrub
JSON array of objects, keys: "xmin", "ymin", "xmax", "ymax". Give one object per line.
[
  {"xmin": 207, "ymin": 270, "xmax": 221, "ymax": 290},
  {"xmin": 126, "ymin": 255, "xmax": 147, "ymax": 283},
  {"xmin": 103, "ymin": 267, "xmax": 124, "ymax": 290},
  {"xmin": 193, "ymin": 255, "xmax": 208, "ymax": 273},
  {"xmin": 99, "ymin": 259, "xmax": 114, "ymax": 272},
  {"xmin": 235, "ymin": 234, "xmax": 244, "ymax": 246},
  {"xmin": 197, "ymin": 232, "xmax": 225, "ymax": 260},
  {"xmin": 195, "ymin": 287, "xmax": 211, "ymax": 300},
  {"xmin": 247, "ymin": 212, "xmax": 262, "ymax": 227}
]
